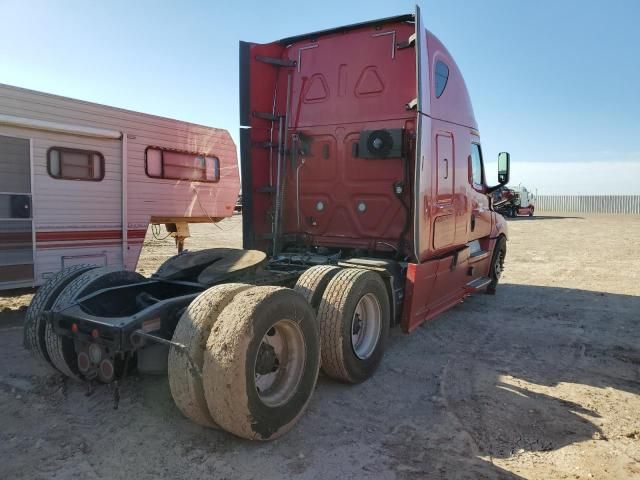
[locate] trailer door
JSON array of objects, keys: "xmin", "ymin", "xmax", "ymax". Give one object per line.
[{"xmin": 0, "ymin": 135, "xmax": 34, "ymax": 288}]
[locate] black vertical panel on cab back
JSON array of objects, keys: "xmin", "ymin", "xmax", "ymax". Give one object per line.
[
  {"xmin": 239, "ymin": 41, "xmax": 252, "ymax": 128},
  {"xmin": 240, "ymin": 128, "xmax": 254, "ymax": 249},
  {"xmin": 239, "ymin": 41, "xmax": 254, "ymax": 249}
]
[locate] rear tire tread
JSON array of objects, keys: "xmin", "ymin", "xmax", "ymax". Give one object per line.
[
  {"xmin": 203, "ymin": 286, "xmax": 320, "ymax": 440},
  {"xmin": 293, "ymin": 265, "xmax": 342, "ymax": 311},
  {"xmin": 317, "ymin": 268, "xmax": 390, "ymax": 383},
  {"xmin": 168, "ymin": 283, "xmax": 251, "ymax": 428},
  {"xmin": 24, "ymin": 264, "xmax": 97, "ymax": 367}
]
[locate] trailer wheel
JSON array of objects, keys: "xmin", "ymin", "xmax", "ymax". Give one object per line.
[
  {"xmin": 23, "ymin": 264, "xmax": 97, "ymax": 367},
  {"xmin": 203, "ymin": 286, "xmax": 320, "ymax": 440},
  {"xmin": 486, "ymin": 236, "xmax": 507, "ymax": 295},
  {"xmin": 293, "ymin": 265, "xmax": 341, "ymax": 311},
  {"xmin": 317, "ymin": 268, "xmax": 390, "ymax": 383},
  {"xmin": 44, "ymin": 267, "xmax": 145, "ymax": 380},
  {"xmin": 168, "ymin": 283, "xmax": 251, "ymax": 428}
]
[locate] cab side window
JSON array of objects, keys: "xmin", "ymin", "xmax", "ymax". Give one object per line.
[
  {"xmin": 434, "ymin": 61, "xmax": 449, "ymax": 98},
  {"xmin": 470, "ymin": 143, "xmax": 484, "ymax": 186}
]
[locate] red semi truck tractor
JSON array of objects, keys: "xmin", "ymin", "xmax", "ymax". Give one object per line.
[{"xmin": 24, "ymin": 9, "xmax": 511, "ymax": 440}]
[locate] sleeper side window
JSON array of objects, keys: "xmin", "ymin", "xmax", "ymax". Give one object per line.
[
  {"xmin": 434, "ymin": 60, "xmax": 449, "ymax": 98},
  {"xmin": 470, "ymin": 143, "xmax": 484, "ymax": 187},
  {"xmin": 145, "ymin": 147, "xmax": 220, "ymax": 182},
  {"xmin": 47, "ymin": 147, "xmax": 104, "ymax": 181}
]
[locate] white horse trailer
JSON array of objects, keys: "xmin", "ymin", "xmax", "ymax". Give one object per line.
[{"xmin": 0, "ymin": 83, "xmax": 239, "ymax": 290}]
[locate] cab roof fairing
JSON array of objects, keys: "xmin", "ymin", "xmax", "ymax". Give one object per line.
[
  {"xmin": 242, "ymin": 14, "xmax": 478, "ymax": 134},
  {"xmin": 426, "ymin": 30, "xmax": 478, "ymax": 131},
  {"xmin": 276, "ymin": 13, "xmax": 415, "ymax": 46}
]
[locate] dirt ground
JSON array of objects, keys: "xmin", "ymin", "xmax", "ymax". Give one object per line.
[{"xmin": 1, "ymin": 213, "xmax": 639, "ymax": 479}]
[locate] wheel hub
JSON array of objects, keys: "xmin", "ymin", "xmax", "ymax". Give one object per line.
[
  {"xmin": 352, "ymin": 314, "xmax": 363, "ymax": 335},
  {"xmin": 254, "ymin": 319, "xmax": 306, "ymax": 407},
  {"xmin": 351, "ymin": 293, "xmax": 382, "ymax": 360},
  {"xmin": 255, "ymin": 342, "xmax": 279, "ymax": 375}
]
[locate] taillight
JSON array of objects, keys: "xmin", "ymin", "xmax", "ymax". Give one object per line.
[
  {"xmin": 99, "ymin": 359, "xmax": 115, "ymax": 383},
  {"xmin": 77, "ymin": 352, "xmax": 90, "ymax": 372}
]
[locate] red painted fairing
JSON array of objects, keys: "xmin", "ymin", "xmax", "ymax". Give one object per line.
[
  {"xmin": 426, "ymin": 32, "xmax": 477, "ymax": 131},
  {"xmin": 400, "ymin": 24, "xmax": 500, "ymax": 332},
  {"xmin": 243, "ymin": 21, "xmax": 416, "ymax": 253}
]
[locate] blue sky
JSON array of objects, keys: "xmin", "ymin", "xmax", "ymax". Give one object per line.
[{"xmin": 1, "ymin": 0, "xmax": 639, "ymax": 194}]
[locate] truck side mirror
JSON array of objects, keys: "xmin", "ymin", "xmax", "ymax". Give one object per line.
[{"xmin": 498, "ymin": 152, "xmax": 510, "ymax": 185}]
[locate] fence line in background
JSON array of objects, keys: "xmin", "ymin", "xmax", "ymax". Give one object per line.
[{"xmin": 536, "ymin": 195, "xmax": 640, "ymax": 214}]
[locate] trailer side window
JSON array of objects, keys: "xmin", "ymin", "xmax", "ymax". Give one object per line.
[
  {"xmin": 470, "ymin": 143, "xmax": 484, "ymax": 186},
  {"xmin": 434, "ymin": 61, "xmax": 449, "ymax": 98},
  {"xmin": 47, "ymin": 147, "xmax": 104, "ymax": 181},
  {"xmin": 145, "ymin": 147, "xmax": 220, "ymax": 182}
]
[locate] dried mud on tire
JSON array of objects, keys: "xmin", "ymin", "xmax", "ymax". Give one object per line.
[
  {"xmin": 203, "ymin": 286, "xmax": 320, "ymax": 441},
  {"xmin": 168, "ymin": 282, "xmax": 251, "ymax": 428}
]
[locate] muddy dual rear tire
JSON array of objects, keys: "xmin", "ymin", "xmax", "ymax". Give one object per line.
[
  {"xmin": 168, "ymin": 283, "xmax": 251, "ymax": 428},
  {"xmin": 174, "ymin": 266, "xmax": 391, "ymax": 439},
  {"xmin": 203, "ymin": 286, "xmax": 320, "ymax": 440},
  {"xmin": 24, "ymin": 264, "xmax": 98, "ymax": 368}
]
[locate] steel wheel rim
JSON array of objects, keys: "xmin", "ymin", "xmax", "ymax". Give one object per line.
[
  {"xmin": 351, "ymin": 293, "xmax": 382, "ymax": 360},
  {"xmin": 253, "ymin": 319, "xmax": 306, "ymax": 408}
]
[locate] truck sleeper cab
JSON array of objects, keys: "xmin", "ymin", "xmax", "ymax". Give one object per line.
[
  {"xmin": 24, "ymin": 8, "xmax": 511, "ymax": 441},
  {"xmin": 240, "ymin": 9, "xmax": 510, "ymax": 331}
]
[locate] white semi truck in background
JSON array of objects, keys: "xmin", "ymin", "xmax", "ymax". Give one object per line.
[{"xmin": 493, "ymin": 185, "xmax": 535, "ymax": 217}]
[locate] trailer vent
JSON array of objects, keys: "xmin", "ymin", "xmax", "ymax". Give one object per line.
[{"xmin": 357, "ymin": 129, "xmax": 403, "ymax": 159}]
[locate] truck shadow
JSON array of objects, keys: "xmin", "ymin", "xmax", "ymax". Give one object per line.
[
  {"xmin": 380, "ymin": 283, "xmax": 639, "ymax": 476},
  {"xmin": 506, "ymin": 215, "xmax": 584, "ymax": 221}
]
